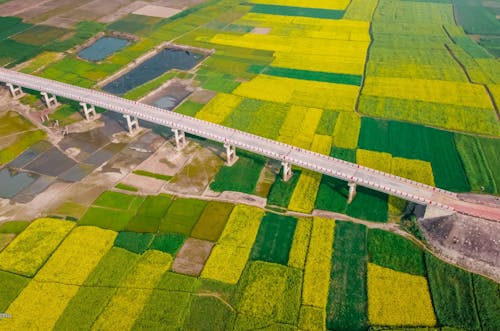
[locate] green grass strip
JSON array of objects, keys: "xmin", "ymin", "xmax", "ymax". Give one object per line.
[
  {"xmin": 250, "ymin": 4, "xmax": 344, "ymax": 19},
  {"xmin": 249, "ymin": 65, "xmax": 362, "ymax": 86},
  {"xmin": 132, "ymin": 170, "xmax": 172, "ymax": 181},
  {"xmin": 115, "ymin": 183, "xmax": 138, "ymax": 192}
]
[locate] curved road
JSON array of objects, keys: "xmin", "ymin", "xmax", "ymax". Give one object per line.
[{"xmin": 0, "ymin": 68, "xmax": 498, "ymax": 221}]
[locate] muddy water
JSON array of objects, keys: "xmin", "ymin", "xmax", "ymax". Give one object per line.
[
  {"xmin": 103, "ymin": 48, "xmax": 204, "ymax": 95},
  {"xmin": 78, "ymin": 37, "xmax": 129, "ymax": 62},
  {"xmin": 0, "ymin": 168, "xmax": 38, "ymax": 199},
  {"xmin": 144, "ymin": 80, "xmax": 193, "ymax": 111}
]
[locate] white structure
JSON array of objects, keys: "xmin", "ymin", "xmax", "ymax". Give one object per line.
[
  {"xmin": 40, "ymin": 91, "xmax": 58, "ymax": 108},
  {"xmin": 123, "ymin": 114, "xmax": 139, "ymax": 135},
  {"xmin": 80, "ymin": 102, "xmax": 97, "ymax": 121},
  {"xmin": 2, "ymin": 68, "xmax": 499, "ymax": 221},
  {"xmin": 6, "ymin": 83, "xmax": 24, "ymax": 99}
]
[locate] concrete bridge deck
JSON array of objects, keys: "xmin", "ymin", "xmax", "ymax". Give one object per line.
[{"xmin": 0, "ymin": 68, "xmax": 499, "ymax": 221}]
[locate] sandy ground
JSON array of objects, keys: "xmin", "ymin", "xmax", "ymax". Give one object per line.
[
  {"xmin": 172, "ymin": 238, "xmax": 214, "ymax": 276},
  {"xmin": 420, "ymin": 214, "xmax": 500, "ymax": 282},
  {"xmin": 0, "ymin": 0, "xmax": 208, "ymax": 27},
  {"xmin": 133, "ymin": 4, "xmax": 181, "ymax": 18}
]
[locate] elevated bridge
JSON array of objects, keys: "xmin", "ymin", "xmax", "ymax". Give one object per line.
[{"xmin": 1, "ymin": 68, "xmax": 498, "ymax": 221}]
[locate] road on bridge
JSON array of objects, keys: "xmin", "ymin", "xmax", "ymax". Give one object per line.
[{"xmin": 0, "ymin": 68, "xmax": 498, "ymax": 222}]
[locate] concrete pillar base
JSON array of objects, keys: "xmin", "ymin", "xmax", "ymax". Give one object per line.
[
  {"xmin": 281, "ymin": 162, "xmax": 292, "ymax": 182},
  {"xmin": 173, "ymin": 128, "xmax": 187, "ymax": 150},
  {"xmin": 40, "ymin": 92, "xmax": 58, "ymax": 108},
  {"xmin": 123, "ymin": 114, "xmax": 139, "ymax": 135},
  {"xmin": 347, "ymin": 182, "xmax": 357, "ymax": 204},
  {"xmin": 224, "ymin": 143, "xmax": 238, "ymax": 166},
  {"xmin": 6, "ymin": 83, "xmax": 24, "ymax": 99},
  {"xmin": 79, "ymin": 102, "xmax": 97, "ymax": 121}
]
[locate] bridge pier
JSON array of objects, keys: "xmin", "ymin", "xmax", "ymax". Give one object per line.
[
  {"xmin": 6, "ymin": 83, "xmax": 24, "ymax": 99},
  {"xmin": 123, "ymin": 114, "xmax": 139, "ymax": 135},
  {"xmin": 281, "ymin": 162, "xmax": 292, "ymax": 182},
  {"xmin": 79, "ymin": 102, "xmax": 97, "ymax": 121},
  {"xmin": 173, "ymin": 128, "xmax": 187, "ymax": 150},
  {"xmin": 347, "ymin": 182, "xmax": 357, "ymax": 204},
  {"xmin": 40, "ymin": 92, "xmax": 58, "ymax": 108},
  {"xmin": 224, "ymin": 144, "xmax": 238, "ymax": 166}
]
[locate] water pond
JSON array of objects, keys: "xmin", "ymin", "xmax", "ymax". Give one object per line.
[
  {"xmin": 103, "ymin": 48, "xmax": 204, "ymax": 95},
  {"xmin": 78, "ymin": 37, "xmax": 129, "ymax": 62}
]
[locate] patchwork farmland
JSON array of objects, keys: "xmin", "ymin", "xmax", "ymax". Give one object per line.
[{"xmin": 0, "ymin": 0, "xmax": 499, "ymax": 329}]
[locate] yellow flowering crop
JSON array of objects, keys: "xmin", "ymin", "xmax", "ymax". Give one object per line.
[
  {"xmin": 273, "ymin": 52, "xmax": 366, "ymax": 75},
  {"xmin": 233, "ymin": 75, "xmax": 359, "ymax": 111},
  {"xmin": 2, "ymin": 281, "xmax": 79, "ymax": 330},
  {"xmin": 299, "ymin": 305, "xmax": 327, "ymax": 331},
  {"xmin": 278, "ymin": 105, "xmax": 308, "ymax": 142},
  {"xmin": 288, "ymin": 218, "xmax": 312, "ymax": 269},
  {"xmin": 250, "ymin": 0, "xmax": 350, "ymax": 10},
  {"xmin": 195, "ymin": 93, "xmax": 243, "ymax": 124},
  {"xmin": 35, "ymin": 226, "xmax": 116, "ymax": 285},
  {"xmin": 201, "ymin": 244, "xmax": 251, "ymax": 284},
  {"xmin": 218, "ymin": 205, "xmax": 265, "ymax": 248},
  {"xmin": 0, "ymin": 218, "xmax": 74, "ymax": 277},
  {"xmin": 288, "ymin": 171, "xmax": 322, "ymax": 213},
  {"xmin": 356, "ymin": 149, "xmax": 392, "ymax": 173},
  {"xmin": 367, "ymin": 263, "xmax": 437, "ymax": 326},
  {"xmin": 92, "ymin": 250, "xmax": 172, "ymax": 330},
  {"xmin": 310, "ymin": 134, "xmax": 333, "ymax": 155},
  {"xmin": 303, "ymin": 217, "xmax": 334, "ymax": 308},
  {"xmin": 291, "ymin": 107, "xmax": 323, "ymax": 149},
  {"xmin": 202, "ymin": 205, "xmax": 264, "ymax": 284},
  {"xmin": 363, "ymin": 77, "xmax": 493, "ymax": 109},
  {"xmin": 392, "ymin": 157, "xmax": 435, "ymax": 186},
  {"xmin": 333, "ymin": 112, "xmax": 361, "ymax": 149}
]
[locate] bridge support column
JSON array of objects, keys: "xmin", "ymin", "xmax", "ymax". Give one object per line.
[
  {"xmin": 6, "ymin": 83, "xmax": 24, "ymax": 99},
  {"xmin": 79, "ymin": 102, "xmax": 97, "ymax": 121},
  {"xmin": 123, "ymin": 114, "xmax": 139, "ymax": 135},
  {"xmin": 281, "ymin": 162, "xmax": 292, "ymax": 182},
  {"xmin": 224, "ymin": 144, "xmax": 238, "ymax": 166},
  {"xmin": 347, "ymin": 182, "xmax": 357, "ymax": 204},
  {"xmin": 40, "ymin": 92, "xmax": 58, "ymax": 108},
  {"xmin": 173, "ymin": 128, "xmax": 187, "ymax": 150}
]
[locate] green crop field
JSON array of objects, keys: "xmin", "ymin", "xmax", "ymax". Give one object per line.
[{"xmin": 327, "ymin": 221, "xmax": 368, "ymax": 331}]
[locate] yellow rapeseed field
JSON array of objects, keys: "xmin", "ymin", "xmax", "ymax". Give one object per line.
[
  {"xmin": 0, "ymin": 218, "xmax": 74, "ymax": 277},
  {"xmin": 195, "ymin": 93, "xmax": 243, "ymax": 124},
  {"xmin": 233, "ymin": 75, "xmax": 359, "ymax": 110},
  {"xmin": 288, "ymin": 171, "xmax": 322, "ymax": 213},
  {"xmin": 291, "ymin": 108, "xmax": 323, "ymax": 149},
  {"xmin": 3, "ymin": 281, "xmax": 79, "ymax": 330},
  {"xmin": 34, "ymin": 226, "xmax": 116, "ymax": 285},
  {"xmin": 202, "ymin": 205, "xmax": 264, "ymax": 284},
  {"xmin": 302, "ymin": 217, "xmax": 334, "ymax": 308},
  {"xmin": 356, "ymin": 149, "xmax": 392, "ymax": 173},
  {"xmin": 250, "ymin": 0, "xmax": 350, "ymax": 10},
  {"xmin": 218, "ymin": 205, "xmax": 265, "ymax": 248},
  {"xmin": 201, "ymin": 244, "xmax": 251, "ymax": 284},
  {"xmin": 333, "ymin": 112, "xmax": 361, "ymax": 149},
  {"xmin": 367, "ymin": 263, "xmax": 437, "ymax": 326},
  {"xmin": 363, "ymin": 77, "xmax": 493, "ymax": 109},
  {"xmin": 288, "ymin": 218, "xmax": 312, "ymax": 269},
  {"xmin": 92, "ymin": 250, "xmax": 172, "ymax": 330}
]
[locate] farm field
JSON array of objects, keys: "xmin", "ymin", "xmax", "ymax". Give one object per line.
[
  {"xmin": 0, "ymin": 195, "xmax": 499, "ymax": 329},
  {"xmin": 0, "ymin": 0, "xmax": 499, "ymax": 329}
]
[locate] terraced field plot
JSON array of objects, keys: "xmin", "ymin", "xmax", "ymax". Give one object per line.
[{"xmin": 0, "ymin": 196, "xmax": 498, "ymax": 329}]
